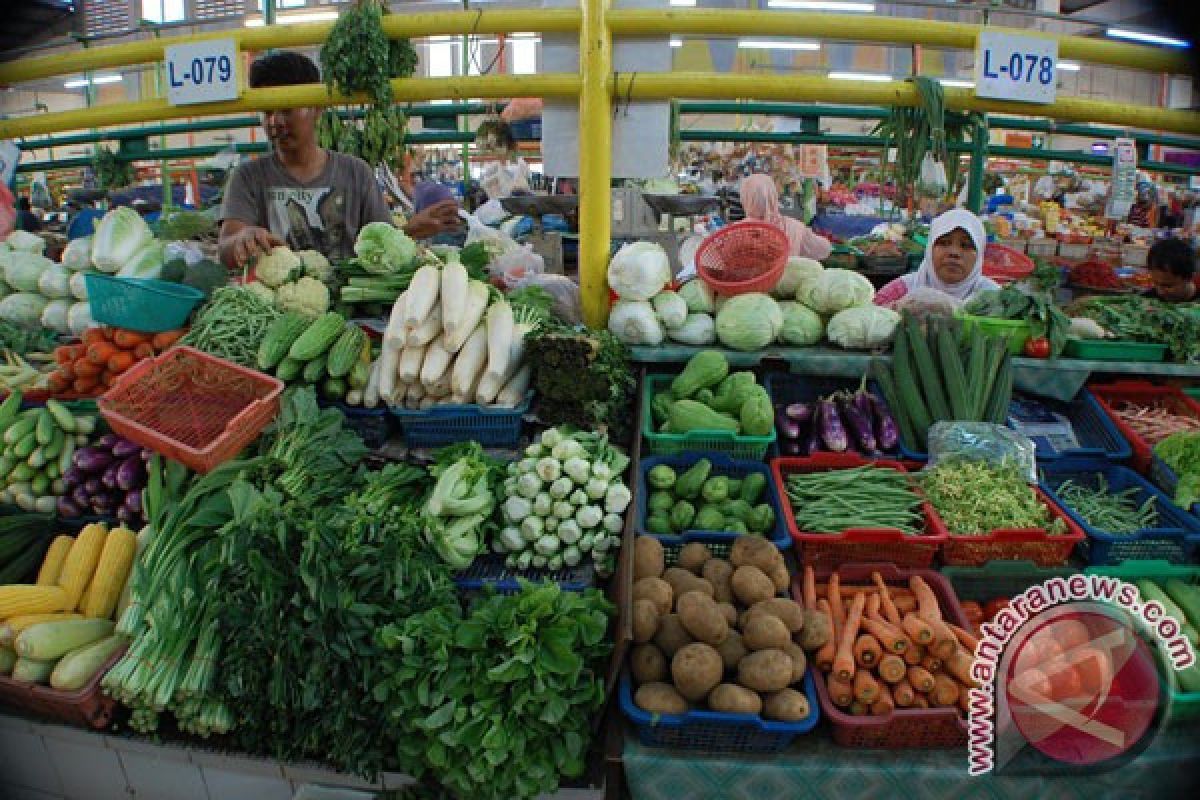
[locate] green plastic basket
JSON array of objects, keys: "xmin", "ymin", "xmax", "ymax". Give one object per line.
[
  {"xmin": 957, "ymin": 313, "xmax": 1031, "ymax": 355},
  {"xmin": 1184, "ymin": 388, "xmax": 1200, "ymax": 403},
  {"xmin": 941, "ymin": 560, "xmax": 1076, "ymax": 603},
  {"xmin": 641, "ymin": 374, "xmax": 775, "ymax": 460},
  {"xmin": 1063, "ymin": 338, "xmax": 1168, "ymax": 363},
  {"xmin": 86, "ymin": 274, "xmax": 205, "ymax": 333},
  {"xmin": 1085, "ymin": 561, "xmax": 1200, "ymax": 724}
]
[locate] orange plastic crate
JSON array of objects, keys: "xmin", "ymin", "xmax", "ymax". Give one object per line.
[{"xmin": 98, "ymin": 347, "xmax": 283, "ymax": 473}]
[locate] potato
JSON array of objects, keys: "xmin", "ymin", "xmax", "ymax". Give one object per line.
[
  {"xmin": 630, "ymin": 643, "xmax": 668, "ymax": 684},
  {"xmin": 741, "ymin": 613, "xmax": 792, "ymax": 651},
  {"xmin": 766, "ymin": 561, "xmax": 790, "ymax": 593},
  {"xmin": 708, "ymin": 683, "xmax": 762, "ymax": 715},
  {"xmin": 750, "ymin": 598, "xmax": 805, "ymax": 634},
  {"xmin": 635, "ymin": 682, "xmax": 688, "ymax": 715},
  {"xmin": 634, "ymin": 537, "xmax": 665, "ymax": 580},
  {"xmin": 671, "ymin": 643, "xmax": 724, "ymax": 702},
  {"xmin": 717, "ymin": 602, "xmax": 738, "ymax": 627},
  {"xmin": 762, "ymin": 688, "xmax": 811, "ymax": 722},
  {"xmin": 730, "ymin": 536, "xmax": 782, "ymax": 573},
  {"xmin": 716, "ymin": 630, "xmax": 748, "ymax": 671},
  {"xmin": 798, "ymin": 609, "xmax": 832, "ymax": 651},
  {"xmin": 737, "ymin": 648, "xmax": 794, "ymax": 692},
  {"xmin": 632, "ymin": 599, "xmax": 660, "ymax": 644},
  {"xmin": 676, "ymin": 591, "xmax": 729, "ymax": 646},
  {"xmin": 701, "ymin": 558, "xmax": 735, "ymax": 603},
  {"xmin": 731, "ymin": 565, "xmax": 776, "ymax": 608},
  {"xmin": 653, "ymin": 613, "xmax": 694, "ymax": 658},
  {"xmin": 677, "ymin": 542, "xmax": 712, "ymax": 574},
  {"xmin": 663, "ymin": 567, "xmax": 714, "ymax": 601},
  {"xmin": 633, "ymin": 577, "xmax": 673, "ymax": 616},
  {"xmin": 782, "ymin": 642, "xmax": 808, "ymax": 684}
]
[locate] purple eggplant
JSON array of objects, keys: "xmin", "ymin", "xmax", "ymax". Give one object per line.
[
  {"xmin": 101, "ymin": 463, "xmax": 120, "ymax": 490},
  {"xmin": 96, "ymin": 434, "xmax": 119, "ymax": 450},
  {"xmin": 111, "ymin": 438, "xmax": 142, "ymax": 459},
  {"xmin": 62, "ymin": 466, "xmax": 83, "ymax": 489},
  {"xmin": 124, "ymin": 489, "xmax": 143, "ymax": 513},
  {"xmin": 853, "ymin": 388, "xmax": 874, "ymax": 421},
  {"xmin": 838, "ymin": 393, "xmax": 877, "ymax": 453},
  {"xmin": 56, "ymin": 496, "xmax": 81, "ymax": 518},
  {"xmin": 784, "ymin": 402, "xmax": 813, "ymax": 424},
  {"xmin": 140, "ymin": 448, "xmax": 154, "ymax": 462},
  {"xmin": 775, "ymin": 408, "xmax": 801, "ymax": 441},
  {"xmin": 870, "ymin": 394, "xmax": 900, "ymax": 452},
  {"xmin": 90, "ymin": 496, "xmax": 114, "ymax": 516},
  {"xmin": 817, "ymin": 400, "xmax": 848, "ymax": 452},
  {"xmin": 72, "ymin": 486, "xmax": 91, "ymax": 509},
  {"xmin": 73, "ymin": 447, "xmax": 112, "ymax": 474},
  {"xmin": 83, "ymin": 478, "xmax": 101, "ymax": 495},
  {"xmin": 116, "ymin": 456, "xmax": 145, "ymax": 492}
]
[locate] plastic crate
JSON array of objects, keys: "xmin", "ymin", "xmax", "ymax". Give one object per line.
[
  {"xmin": 98, "ymin": 347, "xmax": 284, "ymax": 474},
  {"xmin": 957, "ymin": 313, "xmax": 1031, "ymax": 355},
  {"xmin": 1187, "ymin": 388, "xmax": 1200, "ymax": 403},
  {"xmin": 85, "ymin": 274, "xmax": 204, "ymax": 333},
  {"xmin": 390, "ymin": 392, "xmax": 529, "ymax": 448},
  {"xmin": 824, "ymin": 246, "xmax": 861, "ymax": 271},
  {"xmin": 942, "ymin": 560, "xmax": 1076, "ymax": 604},
  {"xmin": 1040, "ymin": 464, "xmax": 1200, "ymax": 565},
  {"xmin": 1089, "ymin": 381, "xmax": 1200, "ymax": 474},
  {"xmin": 695, "ymin": 221, "xmax": 789, "ymax": 295},
  {"xmin": 800, "ymin": 563, "xmax": 969, "ymax": 748},
  {"xmin": 327, "ymin": 403, "xmax": 393, "ymax": 449},
  {"xmin": 1063, "ymin": 339, "xmax": 1168, "ymax": 363},
  {"xmin": 1149, "ymin": 456, "xmax": 1200, "ymax": 517},
  {"xmin": 453, "ymin": 553, "xmax": 595, "ymax": 594},
  {"xmin": 0, "ymin": 645, "xmax": 125, "ymax": 729},
  {"xmin": 763, "ymin": 373, "xmax": 902, "ymax": 459},
  {"xmin": 636, "ymin": 453, "xmax": 790, "ymax": 550},
  {"xmin": 642, "ymin": 374, "xmax": 775, "ymax": 460},
  {"xmin": 938, "ymin": 486, "xmax": 1086, "ymax": 567},
  {"xmin": 1027, "ymin": 238, "xmax": 1058, "ymax": 259},
  {"xmin": 1008, "ymin": 390, "xmax": 1132, "ymax": 463},
  {"xmin": 771, "ymin": 454, "xmax": 947, "ymax": 569}
]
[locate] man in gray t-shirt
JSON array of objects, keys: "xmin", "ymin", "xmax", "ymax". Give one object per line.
[{"xmin": 218, "ymin": 51, "xmax": 460, "ymax": 269}]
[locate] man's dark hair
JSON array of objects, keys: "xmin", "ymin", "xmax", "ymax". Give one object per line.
[
  {"xmin": 248, "ymin": 51, "xmax": 320, "ymax": 88},
  {"xmin": 1148, "ymin": 237, "xmax": 1196, "ymax": 279}
]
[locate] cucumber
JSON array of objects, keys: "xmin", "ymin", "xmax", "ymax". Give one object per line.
[
  {"xmin": 0, "ymin": 456, "xmax": 14, "ymax": 477},
  {"xmin": 44, "ymin": 399, "xmax": 76, "ymax": 434},
  {"xmin": 4, "ymin": 415, "xmax": 37, "ymax": 446},
  {"xmin": 11, "ymin": 462, "xmax": 34, "ymax": 482},
  {"xmin": 74, "ymin": 416, "xmax": 96, "ymax": 435},
  {"xmin": 58, "ymin": 439, "xmax": 75, "ymax": 476},
  {"xmin": 0, "ymin": 391, "xmax": 22, "ymax": 433},
  {"xmin": 42, "ymin": 428, "xmax": 65, "ymax": 460},
  {"xmin": 28, "ymin": 447, "xmax": 47, "ymax": 469},
  {"xmin": 35, "ymin": 409, "xmax": 56, "ymax": 447},
  {"xmin": 302, "ymin": 353, "xmax": 328, "ymax": 383},
  {"xmin": 13, "ymin": 432, "xmax": 39, "ymax": 460},
  {"xmin": 50, "ymin": 635, "xmax": 124, "ymax": 691},
  {"xmin": 30, "ymin": 474, "xmax": 50, "ymax": 496},
  {"xmin": 276, "ymin": 357, "xmax": 304, "ymax": 382}
]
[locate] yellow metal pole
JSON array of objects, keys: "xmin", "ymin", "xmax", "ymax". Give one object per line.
[
  {"xmin": 607, "ymin": 9, "xmax": 1192, "ymax": 75},
  {"xmin": 0, "ymin": 9, "xmax": 582, "ymax": 86},
  {"xmin": 612, "ymin": 73, "xmax": 1200, "ymax": 135},
  {"xmin": 579, "ymin": 0, "xmax": 613, "ymax": 330},
  {"xmin": 0, "ymin": 75, "xmax": 583, "ymax": 139}
]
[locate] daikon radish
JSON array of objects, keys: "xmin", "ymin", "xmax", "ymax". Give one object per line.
[
  {"xmin": 378, "ymin": 344, "xmax": 401, "ymax": 406},
  {"xmin": 445, "ymin": 281, "xmax": 490, "ymax": 352},
  {"xmin": 452, "ymin": 325, "xmax": 489, "ymax": 398},
  {"xmin": 495, "ymin": 364, "xmax": 532, "ymax": 407},
  {"xmin": 383, "ymin": 291, "xmax": 408, "ymax": 346},
  {"xmin": 403, "ymin": 265, "xmax": 440, "ymax": 332},
  {"xmin": 440, "ymin": 259, "xmax": 469, "ymax": 339},
  {"xmin": 482, "ymin": 301, "xmax": 514, "ymax": 384},
  {"xmin": 420, "ymin": 334, "xmax": 455, "ymax": 388},
  {"xmin": 406, "ymin": 304, "xmax": 442, "ymax": 348},
  {"xmin": 476, "ymin": 336, "xmax": 525, "ymax": 404},
  {"xmin": 363, "ymin": 359, "xmax": 383, "ymax": 408},
  {"xmin": 397, "ymin": 342, "xmax": 426, "ymax": 384}
]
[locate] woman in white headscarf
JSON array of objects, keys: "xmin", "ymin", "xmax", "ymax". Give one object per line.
[{"xmin": 874, "ymin": 209, "xmax": 998, "ymax": 311}]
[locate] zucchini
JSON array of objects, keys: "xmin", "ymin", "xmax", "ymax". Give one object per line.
[
  {"xmin": 14, "ymin": 618, "xmax": 114, "ymax": 661},
  {"xmin": 50, "ymin": 634, "xmax": 124, "ymax": 691},
  {"xmin": 257, "ymin": 312, "xmax": 311, "ymax": 371},
  {"xmin": 44, "ymin": 399, "xmax": 76, "ymax": 434},
  {"xmin": 288, "ymin": 312, "xmax": 346, "ymax": 362},
  {"xmin": 11, "ymin": 656, "xmax": 56, "ymax": 684}
]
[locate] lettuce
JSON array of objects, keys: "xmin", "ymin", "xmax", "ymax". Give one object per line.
[
  {"xmin": 772, "ymin": 256, "xmax": 824, "ymax": 301},
  {"xmin": 354, "ymin": 222, "xmax": 417, "ymax": 275},
  {"xmin": 777, "ymin": 301, "xmax": 824, "ymax": 346},
  {"xmin": 91, "ymin": 207, "xmax": 154, "ymax": 273},
  {"xmin": 607, "ymin": 241, "xmax": 671, "ymax": 301},
  {"xmin": 4, "ymin": 251, "xmax": 52, "ymax": 292},
  {"xmin": 607, "ymin": 299, "xmax": 664, "ymax": 346},
  {"xmin": 678, "ymin": 279, "xmax": 715, "ymax": 314},
  {"xmin": 826, "ymin": 305, "xmax": 901, "ymax": 350},
  {"xmin": 803, "ymin": 268, "xmax": 875, "ymax": 315},
  {"xmin": 1155, "ymin": 432, "xmax": 1200, "ymax": 508},
  {"xmin": 715, "ymin": 293, "xmax": 781, "ymax": 351}
]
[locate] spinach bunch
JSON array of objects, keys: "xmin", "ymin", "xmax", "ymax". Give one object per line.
[
  {"xmin": 964, "ymin": 286, "xmax": 1071, "ymax": 356},
  {"xmin": 377, "ymin": 584, "xmax": 613, "ymax": 799},
  {"xmin": 320, "ymin": 0, "xmax": 417, "ymax": 104},
  {"xmin": 1073, "ymin": 295, "xmax": 1200, "ymax": 362}
]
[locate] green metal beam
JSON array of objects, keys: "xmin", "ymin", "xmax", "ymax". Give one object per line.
[
  {"xmin": 678, "ymin": 102, "xmax": 888, "ymax": 120},
  {"xmin": 987, "ymin": 116, "xmax": 1200, "ymax": 150}
]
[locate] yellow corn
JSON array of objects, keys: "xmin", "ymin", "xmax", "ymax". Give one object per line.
[
  {"xmin": 57, "ymin": 523, "xmax": 107, "ymax": 610},
  {"xmin": 82, "ymin": 527, "xmax": 136, "ymax": 620},
  {"xmin": 0, "ymin": 585, "xmax": 71, "ymax": 618},
  {"xmin": 36, "ymin": 535, "xmax": 75, "ymax": 586},
  {"xmin": 0, "ymin": 612, "xmax": 83, "ymax": 647}
]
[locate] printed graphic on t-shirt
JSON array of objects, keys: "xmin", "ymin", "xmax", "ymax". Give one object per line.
[{"xmin": 266, "ymin": 186, "xmax": 352, "ymax": 258}]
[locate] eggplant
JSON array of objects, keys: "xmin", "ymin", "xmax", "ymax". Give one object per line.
[
  {"xmin": 870, "ymin": 394, "xmax": 900, "ymax": 452},
  {"xmin": 62, "ymin": 466, "xmax": 84, "ymax": 489},
  {"xmin": 817, "ymin": 400, "xmax": 848, "ymax": 453},
  {"xmin": 116, "ymin": 456, "xmax": 145, "ymax": 492},
  {"xmin": 853, "ymin": 388, "xmax": 874, "ymax": 422},
  {"xmin": 124, "ymin": 489, "xmax": 143, "ymax": 513},
  {"xmin": 84, "ymin": 478, "xmax": 101, "ymax": 495},
  {"xmin": 73, "ymin": 447, "xmax": 112, "ymax": 474},
  {"xmin": 803, "ymin": 418, "xmax": 823, "ymax": 455},
  {"xmin": 56, "ymin": 496, "xmax": 81, "ymax": 518},
  {"xmin": 775, "ymin": 408, "xmax": 801, "ymax": 441},
  {"xmin": 838, "ymin": 393, "xmax": 877, "ymax": 453},
  {"xmin": 91, "ymin": 495, "xmax": 115, "ymax": 515},
  {"xmin": 784, "ymin": 402, "xmax": 813, "ymax": 424},
  {"xmin": 101, "ymin": 463, "xmax": 120, "ymax": 491},
  {"xmin": 72, "ymin": 486, "xmax": 91, "ymax": 509},
  {"xmin": 111, "ymin": 438, "xmax": 142, "ymax": 459},
  {"xmin": 96, "ymin": 434, "xmax": 119, "ymax": 450}
]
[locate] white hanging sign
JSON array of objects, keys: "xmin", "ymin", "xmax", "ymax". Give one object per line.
[
  {"xmin": 164, "ymin": 39, "xmax": 240, "ymax": 106},
  {"xmin": 974, "ymin": 31, "xmax": 1058, "ymax": 105}
]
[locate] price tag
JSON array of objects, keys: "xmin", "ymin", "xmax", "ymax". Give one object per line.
[
  {"xmin": 974, "ymin": 31, "xmax": 1058, "ymax": 105},
  {"xmin": 164, "ymin": 39, "xmax": 239, "ymax": 106}
]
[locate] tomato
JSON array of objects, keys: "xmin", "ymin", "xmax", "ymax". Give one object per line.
[
  {"xmin": 983, "ymin": 597, "xmax": 1010, "ymax": 621},
  {"xmin": 961, "ymin": 601, "xmax": 984, "ymax": 628},
  {"xmin": 1023, "ymin": 337, "xmax": 1052, "ymax": 358}
]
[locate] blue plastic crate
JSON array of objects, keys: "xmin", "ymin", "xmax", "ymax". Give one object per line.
[
  {"xmin": 453, "ymin": 553, "xmax": 594, "ymax": 594},
  {"xmin": 1040, "ymin": 464, "xmax": 1200, "ymax": 565},
  {"xmin": 321, "ymin": 402, "xmax": 393, "ymax": 449},
  {"xmin": 1149, "ymin": 456, "xmax": 1200, "ymax": 518},
  {"xmin": 620, "ymin": 667, "xmax": 818, "ymax": 753},
  {"xmin": 390, "ymin": 392, "xmax": 530, "ymax": 448},
  {"xmin": 763, "ymin": 373, "xmax": 901, "ymax": 459},
  {"xmin": 636, "ymin": 453, "xmax": 790, "ymax": 550}
]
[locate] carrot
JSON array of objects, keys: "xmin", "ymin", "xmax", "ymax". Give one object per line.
[
  {"xmin": 151, "ymin": 328, "xmax": 186, "ymax": 351},
  {"xmin": 928, "ymin": 619, "xmax": 959, "ymax": 660},
  {"xmin": 74, "ymin": 358, "xmax": 102, "ymax": 377},
  {"xmin": 802, "ymin": 565, "xmax": 817, "ymax": 609},
  {"xmin": 47, "ymin": 372, "xmax": 71, "ymax": 392},
  {"xmin": 53, "ymin": 348, "xmax": 73, "ymax": 365},
  {"xmin": 853, "ymin": 668, "xmax": 880, "ymax": 704},
  {"xmin": 848, "ymin": 700, "xmax": 868, "ymax": 716},
  {"xmin": 72, "ymin": 377, "xmax": 98, "ymax": 395},
  {"xmin": 872, "ymin": 572, "xmax": 903, "ymax": 626},
  {"xmin": 833, "ymin": 591, "xmax": 865, "ymax": 682},
  {"xmin": 907, "ymin": 665, "xmax": 935, "ymax": 693},
  {"xmin": 921, "ymin": 654, "xmax": 943, "ymax": 674},
  {"xmin": 827, "ymin": 574, "xmax": 845, "ymax": 630},
  {"xmin": 82, "ymin": 328, "xmax": 108, "ymax": 345},
  {"xmin": 134, "ymin": 343, "xmax": 155, "ymax": 360},
  {"xmin": 931, "ymin": 673, "xmax": 960, "ymax": 707},
  {"xmin": 903, "ymin": 643, "xmax": 925, "ymax": 666},
  {"xmin": 815, "ymin": 598, "xmax": 839, "ymax": 673},
  {"xmin": 817, "ymin": 583, "xmax": 916, "ymax": 600},
  {"xmin": 901, "ymin": 611, "xmax": 934, "ymax": 645},
  {"xmin": 910, "ymin": 576, "xmax": 944, "ymax": 622},
  {"xmin": 100, "ymin": 371, "xmax": 116, "ymax": 388},
  {"xmin": 107, "ymin": 352, "xmax": 135, "ymax": 374},
  {"xmin": 827, "ymin": 672, "xmax": 854, "ymax": 707},
  {"xmin": 893, "ymin": 678, "xmax": 915, "ymax": 707},
  {"xmin": 112, "ymin": 329, "xmax": 151, "ymax": 349},
  {"xmin": 878, "ymin": 654, "xmax": 907, "ymax": 684},
  {"xmin": 861, "ymin": 613, "xmax": 909, "ymax": 654},
  {"xmin": 943, "ymin": 646, "xmax": 978, "ymax": 689},
  {"xmin": 870, "ymin": 683, "xmax": 895, "ymax": 716},
  {"xmin": 949, "ymin": 624, "xmax": 980, "ymax": 653},
  {"xmin": 854, "ymin": 633, "xmax": 882, "ymax": 669},
  {"xmin": 87, "ymin": 342, "xmax": 118, "ymax": 366}
]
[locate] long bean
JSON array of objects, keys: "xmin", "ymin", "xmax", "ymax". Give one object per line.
[
  {"xmin": 179, "ymin": 287, "xmax": 281, "ymax": 368},
  {"xmin": 786, "ymin": 466, "xmax": 926, "ymax": 536},
  {"xmin": 1054, "ymin": 476, "xmax": 1158, "ymax": 535}
]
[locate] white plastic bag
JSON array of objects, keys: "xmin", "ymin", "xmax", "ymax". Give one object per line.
[
  {"xmin": 490, "ymin": 244, "xmax": 544, "ymax": 288},
  {"xmin": 511, "ymin": 273, "xmax": 581, "ymax": 324},
  {"xmin": 918, "ymin": 153, "xmax": 948, "ymax": 198},
  {"xmin": 480, "ymin": 158, "xmax": 532, "ymax": 199},
  {"xmin": 462, "ymin": 210, "xmax": 520, "ymax": 254}
]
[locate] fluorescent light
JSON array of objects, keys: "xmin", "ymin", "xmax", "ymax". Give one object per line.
[
  {"xmin": 1057, "ymin": 61, "xmax": 1081, "ymax": 72},
  {"xmin": 738, "ymin": 39, "xmax": 821, "ymax": 51},
  {"xmin": 829, "ymin": 71, "xmax": 894, "ymax": 82},
  {"xmin": 244, "ymin": 10, "xmax": 338, "ymax": 27},
  {"xmin": 670, "ymin": 38, "xmax": 683, "ymax": 48},
  {"xmin": 768, "ymin": 1, "xmax": 875, "ymax": 11},
  {"xmin": 64, "ymin": 74, "xmax": 122, "ymax": 88},
  {"xmin": 1105, "ymin": 28, "xmax": 1189, "ymax": 48},
  {"xmin": 939, "ymin": 79, "xmax": 975, "ymax": 88},
  {"xmin": 670, "ymin": 0, "xmax": 696, "ymax": 6}
]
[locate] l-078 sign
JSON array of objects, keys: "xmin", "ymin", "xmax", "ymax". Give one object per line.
[
  {"xmin": 974, "ymin": 31, "xmax": 1058, "ymax": 105},
  {"xmin": 165, "ymin": 39, "xmax": 240, "ymax": 106}
]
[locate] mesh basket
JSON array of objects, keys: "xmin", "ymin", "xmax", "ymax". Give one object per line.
[
  {"xmin": 939, "ymin": 486, "xmax": 1086, "ymax": 567},
  {"xmin": 983, "ymin": 243, "xmax": 1035, "ymax": 283},
  {"xmin": 98, "ymin": 347, "xmax": 284, "ymax": 473},
  {"xmin": 695, "ymin": 221, "xmax": 789, "ymax": 295},
  {"xmin": 1008, "ymin": 390, "xmax": 1132, "ymax": 463},
  {"xmin": 390, "ymin": 393, "xmax": 529, "ymax": 448},
  {"xmin": 0, "ymin": 645, "xmax": 125, "ymax": 729},
  {"xmin": 85, "ymin": 274, "xmax": 204, "ymax": 333}
]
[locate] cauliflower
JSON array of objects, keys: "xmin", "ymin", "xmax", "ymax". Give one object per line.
[
  {"xmin": 255, "ymin": 246, "xmax": 303, "ymax": 288},
  {"xmin": 275, "ymin": 276, "xmax": 330, "ymax": 318},
  {"xmin": 243, "ymin": 281, "xmax": 276, "ymax": 306},
  {"xmin": 297, "ymin": 249, "xmax": 333, "ymax": 282}
]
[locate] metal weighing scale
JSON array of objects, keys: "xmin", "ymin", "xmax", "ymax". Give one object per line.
[
  {"xmin": 639, "ymin": 193, "xmax": 722, "ymax": 274},
  {"xmin": 499, "ymin": 195, "xmax": 579, "ymax": 275}
]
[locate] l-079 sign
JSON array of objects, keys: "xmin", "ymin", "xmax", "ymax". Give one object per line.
[
  {"xmin": 165, "ymin": 39, "xmax": 239, "ymax": 106},
  {"xmin": 974, "ymin": 31, "xmax": 1058, "ymax": 105}
]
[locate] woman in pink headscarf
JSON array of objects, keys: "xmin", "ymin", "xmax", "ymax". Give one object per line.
[{"xmin": 739, "ymin": 173, "xmax": 832, "ymax": 261}]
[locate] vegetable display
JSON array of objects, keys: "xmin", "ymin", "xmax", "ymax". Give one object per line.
[
  {"xmin": 920, "ymin": 461, "xmax": 1066, "ymax": 535},
  {"xmin": 643, "ymin": 457, "xmax": 775, "ymax": 538},
  {"xmin": 649, "ymin": 351, "xmax": 774, "ymax": 438},
  {"xmin": 57, "ymin": 433, "xmax": 153, "ymax": 525},
  {"xmin": 1052, "ymin": 475, "xmax": 1158, "ymax": 534},
  {"xmin": 0, "ymin": 393, "xmax": 98, "ymax": 514},
  {"xmin": 0, "ymin": 231, "xmax": 97, "ymax": 336},
  {"xmin": 1069, "ymin": 295, "xmax": 1200, "ymax": 362},
  {"xmin": 1109, "ymin": 402, "xmax": 1200, "ymax": 447},
  {"xmin": 497, "ymin": 428, "xmax": 630, "ymax": 576},
  {"xmin": 1134, "ymin": 578, "xmax": 1200, "ymax": 692},
  {"xmin": 774, "ymin": 380, "xmax": 899, "ymax": 457},
  {"xmin": 179, "ymin": 286, "xmax": 280, "ymax": 368},
  {"xmin": 964, "ymin": 285, "xmax": 1070, "ymax": 357},
  {"xmin": 258, "ymin": 311, "xmax": 372, "ymax": 403},
  {"xmin": 46, "ymin": 326, "xmax": 185, "ymax": 396},
  {"xmin": 783, "ymin": 465, "xmax": 925, "ymax": 536}
]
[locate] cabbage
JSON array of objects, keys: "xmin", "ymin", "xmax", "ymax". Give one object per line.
[
  {"xmin": 92, "ymin": 207, "xmax": 154, "ymax": 273},
  {"xmin": 354, "ymin": 222, "xmax": 417, "ymax": 274},
  {"xmin": 803, "ymin": 268, "xmax": 875, "ymax": 315},
  {"xmin": 69, "ymin": 271, "xmax": 91, "ymax": 301},
  {"xmin": 5, "ymin": 230, "xmax": 45, "ymax": 254},
  {"xmin": 0, "ymin": 293, "xmax": 50, "ymax": 328},
  {"xmin": 652, "ymin": 290, "xmax": 688, "ymax": 329},
  {"xmin": 715, "ymin": 293, "xmax": 782, "ymax": 352},
  {"xmin": 117, "ymin": 240, "xmax": 166, "ymax": 279},
  {"xmin": 772, "ymin": 257, "xmax": 824, "ymax": 301},
  {"xmin": 666, "ymin": 313, "xmax": 716, "ymax": 346},
  {"xmin": 607, "ymin": 241, "xmax": 671, "ymax": 301},
  {"xmin": 4, "ymin": 252, "xmax": 52, "ymax": 292},
  {"xmin": 678, "ymin": 279, "xmax": 715, "ymax": 314},
  {"xmin": 38, "ymin": 264, "xmax": 71, "ymax": 298},
  {"xmin": 41, "ymin": 299, "xmax": 71, "ymax": 334},
  {"xmin": 67, "ymin": 302, "xmax": 95, "ymax": 336},
  {"xmin": 608, "ymin": 299, "xmax": 665, "ymax": 346},
  {"xmin": 777, "ymin": 302, "xmax": 824, "ymax": 346},
  {"xmin": 826, "ymin": 305, "xmax": 902, "ymax": 350},
  {"xmin": 60, "ymin": 237, "xmax": 93, "ymax": 270}
]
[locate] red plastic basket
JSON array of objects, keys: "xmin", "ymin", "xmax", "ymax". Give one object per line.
[
  {"xmin": 770, "ymin": 453, "xmax": 948, "ymax": 569},
  {"xmin": 796, "ymin": 563, "xmax": 970, "ymax": 748},
  {"xmin": 98, "ymin": 346, "xmax": 284, "ymax": 473},
  {"xmin": 939, "ymin": 486, "xmax": 1087, "ymax": 567},
  {"xmin": 983, "ymin": 243, "xmax": 1035, "ymax": 283},
  {"xmin": 695, "ymin": 221, "xmax": 789, "ymax": 295},
  {"xmin": 0, "ymin": 645, "xmax": 126, "ymax": 729},
  {"xmin": 1088, "ymin": 381, "xmax": 1200, "ymax": 474}
]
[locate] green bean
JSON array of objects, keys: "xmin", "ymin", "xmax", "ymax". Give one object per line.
[
  {"xmin": 179, "ymin": 287, "xmax": 282, "ymax": 368},
  {"xmin": 1054, "ymin": 476, "xmax": 1158, "ymax": 536},
  {"xmin": 785, "ymin": 465, "xmax": 926, "ymax": 536}
]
